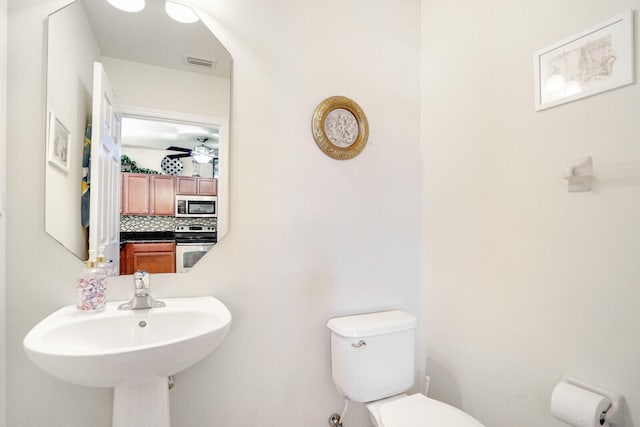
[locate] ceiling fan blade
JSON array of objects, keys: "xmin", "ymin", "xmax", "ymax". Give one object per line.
[
  {"xmin": 167, "ymin": 153, "xmax": 192, "ymax": 159},
  {"xmin": 166, "ymin": 146, "xmax": 192, "ymax": 153}
]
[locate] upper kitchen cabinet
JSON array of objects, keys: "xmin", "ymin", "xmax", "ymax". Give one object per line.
[
  {"xmin": 176, "ymin": 177, "xmax": 217, "ymax": 196},
  {"xmin": 122, "ymin": 173, "xmax": 175, "ymax": 215}
]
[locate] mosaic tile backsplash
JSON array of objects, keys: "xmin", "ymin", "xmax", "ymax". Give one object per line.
[{"xmin": 121, "ymin": 215, "xmax": 216, "ymax": 232}]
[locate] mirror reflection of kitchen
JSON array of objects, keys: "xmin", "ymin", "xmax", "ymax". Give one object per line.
[
  {"xmin": 120, "ymin": 117, "xmax": 220, "ymax": 275},
  {"xmin": 44, "ymin": 0, "xmax": 231, "ymax": 275}
]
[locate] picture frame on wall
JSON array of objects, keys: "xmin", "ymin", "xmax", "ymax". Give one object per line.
[
  {"xmin": 47, "ymin": 110, "xmax": 71, "ymax": 173},
  {"xmin": 533, "ymin": 10, "xmax": 634, "ymax": 111}
]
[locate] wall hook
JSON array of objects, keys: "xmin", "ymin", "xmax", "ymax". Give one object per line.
[{"xmin": 564, "ymin": 156, "xmax": 593, "ymax": 192}]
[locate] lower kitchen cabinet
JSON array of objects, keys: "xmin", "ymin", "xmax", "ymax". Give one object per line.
[
  {"xmin": 123, "ymin": 242, "xmax": 176, "ymax": 274},
  {"xmin": 120, "ymin": 245, "xmax": 126, "ymax": 275}
]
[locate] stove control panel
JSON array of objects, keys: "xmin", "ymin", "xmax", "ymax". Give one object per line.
[{"xmin": 175, "ymin": 225, "xmax": 216, "ymax": 233}]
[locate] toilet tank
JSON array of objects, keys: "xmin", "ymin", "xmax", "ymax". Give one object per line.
[{"xmin": 327, "ymin": 310, "xmax": 416, "ymax": 403}]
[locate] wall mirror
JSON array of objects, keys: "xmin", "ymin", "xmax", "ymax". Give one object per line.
[{"xmin": 45, "ymin": 0, "xmax": 231, "ymax": 275}]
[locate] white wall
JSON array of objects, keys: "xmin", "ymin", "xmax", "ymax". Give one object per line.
[
  {"xmin": 45, "ymin": 1, "xmax": 100, "ymax": 260},
  {"xmin": 6, "ymin": 1, "xmax": 421, "ymax": 427},
  {"xmin": 0, "ymin": 0, "xmax": 7, "ymax": 424},
  {"xmin": 421, "ymin": 1, "xmax": 640, "ymax": 426},
  {"xmin": 102, "ymin": 56, "xmax": 230, "ymax": 118}
]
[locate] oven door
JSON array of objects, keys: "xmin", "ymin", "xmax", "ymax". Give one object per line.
[{"xmin": 175, "ymin": 242, "xmax": 215, "ymax": 273}]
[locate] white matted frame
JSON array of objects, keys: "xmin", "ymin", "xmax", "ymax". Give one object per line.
[
  {"xmin": 534, "ymin": 10, "xmax": 634, "ymax": 111},
  {"xmin": 47, "ymin": 110, "xmax": 71, "ymax": 172}
]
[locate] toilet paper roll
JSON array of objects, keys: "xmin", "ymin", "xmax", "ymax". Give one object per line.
[{"xmin": 551, "ymin": 381, "xmax": 611, "ymax": 427}]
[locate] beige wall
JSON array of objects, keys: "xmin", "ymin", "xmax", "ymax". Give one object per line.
[
  {"xmin": 6, "ymin": 1, "xmax": 421, "ymax": 426},
  {"xmin": 0, "ymin": 0, "xmax": 6, "ymax": 424},
  {"xmin": 421, "ymin": 1, "xmax": 640, "ymax": 426}
]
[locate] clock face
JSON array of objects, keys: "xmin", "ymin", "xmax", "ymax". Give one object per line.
[{"xmin": 161, "ymin": 156, "xmax": 184, "ymax": 175}]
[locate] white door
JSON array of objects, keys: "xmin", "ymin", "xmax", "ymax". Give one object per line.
[{"xmin": 89, "ymin": 62, "xmax": 121, "ymax": 271}]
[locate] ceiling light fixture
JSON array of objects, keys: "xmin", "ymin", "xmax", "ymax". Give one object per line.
[
  {"xmin": 106, "ymin": 0, "xmax": 145, "ymax": 13},
  {"xmin": 191, "ymin": 147, "xmax": 212, "ymax": 163},
  {"xmin": 165, "ymin": 1, "xmax": 200, "ymax": 23},
  {"xmin": 191, "ymin": 138, "xmax": 215, "ymax": 164}
]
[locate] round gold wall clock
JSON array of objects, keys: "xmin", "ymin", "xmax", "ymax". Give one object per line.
[{"xmin": 311, "ymin": 96, "xmax": 369, "ymax": 160}]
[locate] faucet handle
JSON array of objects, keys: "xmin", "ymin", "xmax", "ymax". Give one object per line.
[{"xmin": 133, "ymin": 270, "xmax": 150, "ymax": 296}]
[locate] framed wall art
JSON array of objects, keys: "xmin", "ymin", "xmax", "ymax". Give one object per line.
[
  {"xmin": 534, "ymin": 10, "xmax": 634, "ymax": 111},
  {"xmin": 47, "ymin": 111, "xmax": 71, "ymax": 172},
  {"xmin": 312, "ymin": 96, "xmax": 369, "ymax": 160}
]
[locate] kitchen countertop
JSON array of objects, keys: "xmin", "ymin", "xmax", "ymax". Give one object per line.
[{"xmin": 120, "ymin": 231, "xmax": 175, "ymax": 243}]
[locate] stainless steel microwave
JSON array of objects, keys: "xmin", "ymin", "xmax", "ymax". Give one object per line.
[{"xmin": 175, "ymin": 195, "xmax": 217, "ymax": 218}]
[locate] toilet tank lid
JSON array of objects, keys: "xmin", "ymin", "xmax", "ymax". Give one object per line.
[{"xmin": 327, "ymin": 310, "xmax": 416, "ymax": 338}]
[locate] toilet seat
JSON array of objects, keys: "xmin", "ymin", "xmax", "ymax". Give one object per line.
[{"xmin": 378, "ymin": 393, "xmax": 485, "ymax": 427}]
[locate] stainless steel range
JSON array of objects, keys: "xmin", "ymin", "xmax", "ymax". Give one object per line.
[{"xmin": 174, "ymin": 224, "xmax": 217, "ymax": 273}]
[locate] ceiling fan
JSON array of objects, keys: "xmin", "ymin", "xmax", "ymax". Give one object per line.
[{"xmin": 166, "ymin": 136, "xmax": 217, "ymax": 163}]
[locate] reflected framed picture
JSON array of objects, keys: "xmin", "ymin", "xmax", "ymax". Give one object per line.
[
  {"xmin": 311, "ymin": 96, "xmax": 369, "ymax": 160},
  {"xmin": 47, "ymin": 111, "xmax": 71, "ymax": 172},
  {"xmin": 534, "ymin": 10, "xmax": 634, "ymax": 111}
]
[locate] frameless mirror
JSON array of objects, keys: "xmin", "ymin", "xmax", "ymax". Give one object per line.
[{"xmin": 45, "ymin": 0, "xmax": 231, "ymax": 274}]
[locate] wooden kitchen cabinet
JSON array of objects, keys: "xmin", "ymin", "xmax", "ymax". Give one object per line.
[
  {"xmin": 123, "ymin": 242, "xmax": 175, "ymax": 274},
  {"xmin": 175, "ymin": 177, "xmax": 217, "ymax": 196},
  {"xmin": 197, "ymin": 178, "xmax": 217, "ymax": 196},
  {"xmin": 120, "ymin": 245, "xmax": 126, "ymax": 275},
  {"xmin": 150, "ymin": 175, "xmax": 175, "ymax": 215},
  {"xmin": 175, "ymin": 177, "xmax": 197, "ymax": 195},
  {"xmin": 121, "ymin": 173, "xmax": 175, "ymax": 215},
  {"xmin": 121, "ymin": 173, "xmax": 149, "ymax": 214}
]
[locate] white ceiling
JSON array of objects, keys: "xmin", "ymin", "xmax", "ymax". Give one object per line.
[
  {"xmin": 81, "ymin": 0, "xmax": 231, "ymax": 79},
  {"xmin": 121, "ymin": 116, "xmax": 219, "ymax": 151}
]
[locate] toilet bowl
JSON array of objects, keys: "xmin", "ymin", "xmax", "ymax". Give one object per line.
[
  {"xmin": 367, "ymin": 393, "xmax": 485, "ymax": 427},
  {"xmin": 366, "ymin": 394, "xmax": 407, "ymax": 426}
]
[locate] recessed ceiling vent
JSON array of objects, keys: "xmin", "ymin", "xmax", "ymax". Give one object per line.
[{"xmin": 184, "ymin": 55, "xmax": 216, "ymax": 69}]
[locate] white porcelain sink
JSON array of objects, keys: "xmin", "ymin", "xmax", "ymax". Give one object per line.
[{"xmin": 24, "ymin": 296, "xmax": 231, "ymax": 427}]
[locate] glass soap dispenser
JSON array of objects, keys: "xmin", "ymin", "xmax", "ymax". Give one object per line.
[
  {"xmin": 97, "ymin": 246, "xmax": 117, "ymax": 277},
  {"xmin": 76, "ymin": 260, "xmax": 107, "ymax": 313}
]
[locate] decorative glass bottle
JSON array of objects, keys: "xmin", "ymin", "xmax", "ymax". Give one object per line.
[{"xmin": 76, "ymin": 260, "xmax": 107, "ymax": 313}]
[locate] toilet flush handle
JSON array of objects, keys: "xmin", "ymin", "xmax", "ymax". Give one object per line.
[{"xmin": 351, "ymin": 340, "xmax": 367, "ymax": 348}]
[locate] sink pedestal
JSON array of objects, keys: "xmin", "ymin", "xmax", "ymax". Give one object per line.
[
  {"xmin": 113, "ymin": 377, "xmax": 170, "ymax": 427},
  {"xmin": 23, "ymin": 297, "xmax": 232, "ymax": 427}
]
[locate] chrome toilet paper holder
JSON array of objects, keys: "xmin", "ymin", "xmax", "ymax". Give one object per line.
[{"xmin": 563, "ymin": 376, "xmax": 624, "ymax": 426}]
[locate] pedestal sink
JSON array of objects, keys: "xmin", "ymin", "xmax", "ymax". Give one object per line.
[{"xmin": 23, "ymin": 296, "xmax": 231, "ymax": 427}]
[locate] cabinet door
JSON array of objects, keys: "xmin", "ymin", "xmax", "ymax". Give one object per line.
[
  {"xmin": 121, "ymin": 173, "xmax": 150, "ymax": 215},
  {"xmin": 197, "ymin": 178, "xmax": 217, "ymax": 196},
  {"xmin": 150, "ymin": 175, "xmax": 175, "ymax": 215},
  {"xmin": 119, "ymin": 245, "xmax": 126, "ymax": 275},
  {"xmin": 176, "ymin": 177, "xmax": 197, "ymax": 195},
  {"xmin": 124, "ymin": 242, "xmax": 175, "ymax": 274}
]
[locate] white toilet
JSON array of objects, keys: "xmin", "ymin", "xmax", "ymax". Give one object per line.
[{"xmin": 327, "ymin": 310, "xmax": 485, "ymax": 427}]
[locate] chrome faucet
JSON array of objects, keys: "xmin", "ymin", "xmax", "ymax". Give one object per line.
[{"xmin": 118, "ymin": 270, "xmax": 166, "ymax": 310}]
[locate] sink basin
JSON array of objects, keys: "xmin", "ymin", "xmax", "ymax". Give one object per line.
[{"xmin": 24, "ymin": 296, "xmax": 231, "ymax": 427}]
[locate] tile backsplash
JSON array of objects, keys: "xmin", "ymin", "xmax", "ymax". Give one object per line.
[{"xmin": 121, "ymin": 215, "xmax": 216, "ymax": 232}]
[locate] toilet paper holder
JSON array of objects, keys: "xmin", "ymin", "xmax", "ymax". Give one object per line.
[{"xmin": 563, "ymin": 376, "xmax": 624, "ymax": 426}]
